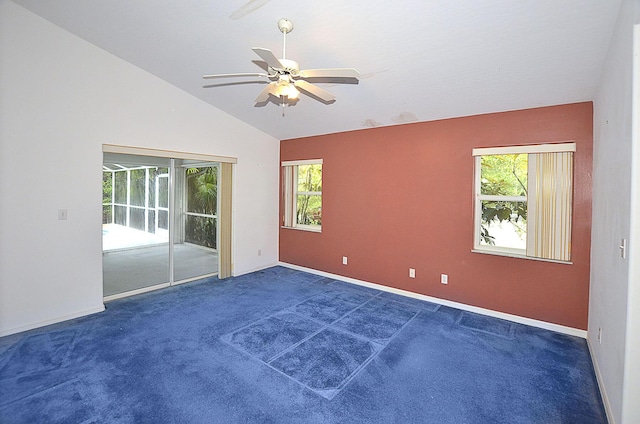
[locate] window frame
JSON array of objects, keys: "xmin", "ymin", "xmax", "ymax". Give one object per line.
[
  {"xmin": 282, "ymin": 159, "xmax": 323, "ymax": 232},
  {"xmin": 472, "ymin": 143, "xmax": 576, "ymax": 263}
]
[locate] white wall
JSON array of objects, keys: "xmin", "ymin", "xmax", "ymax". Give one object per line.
[
  {"xmin": 0, "ymin": 1, "xmax": 280, "ymax": 336},
  {"xmin": 590, "ymin": 0, "xmax": 639, "ymax": 423},
  {"xmin": 622, "ymin": 18, "xmax": 640, "ymax": 424}
]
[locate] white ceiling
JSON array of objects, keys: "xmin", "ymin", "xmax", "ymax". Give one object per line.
[{"xmin": 14, "ymin": 0, "xmax": 622, "ymax": 140}]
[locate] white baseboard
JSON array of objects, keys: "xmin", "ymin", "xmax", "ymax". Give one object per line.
[
  {"xmin": 278, "ymin": 262, "xmax": 587, "ymax": 339},
  {"xmin": 587, "ymin": 339, "xmax": 615, "ymax": 424},
  {"xmin": 233, "ymin": 262, "xmax": 280, "ymax": 278},
  {"xmin": 0, "ymin": 305, "xmax": 106, "ymax": 338}
]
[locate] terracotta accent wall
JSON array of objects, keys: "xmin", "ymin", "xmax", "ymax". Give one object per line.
[{"xmin": 280, "ymin": 102, "xmax": 593, "ymax": 330}]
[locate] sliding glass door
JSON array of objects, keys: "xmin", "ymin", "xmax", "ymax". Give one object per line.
[
  {"xmin": 173, "ymin": 161, "xmax": 219, "ymax": 282},
  {"xmin": 102, "ymin": 153, "xmax": 220, "ymax": 299},
  {"xmin": 103, "ymin": 154, "xmax": 171, "ymax": 296}
]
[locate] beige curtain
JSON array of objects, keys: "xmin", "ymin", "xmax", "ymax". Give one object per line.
[
  {"xmin": 218, "ymin": 162, "xmax": 233, "ymax": 279},
  {"xmin": 529, "ymin": 152, "xmax": 573, "ymax": 261}
]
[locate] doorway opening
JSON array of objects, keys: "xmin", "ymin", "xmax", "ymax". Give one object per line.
[{"xmin": 102, "ymin": 151, "xmax": 228, "ymax": 300}]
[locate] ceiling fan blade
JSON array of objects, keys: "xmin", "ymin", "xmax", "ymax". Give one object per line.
[
  {"xmin": 255, "ymin": 82, "xmax": 277, "ymax": 103},
  {"xmin": 251, "ymin": 60, "xmax": 270, "ymax": 72},
  {"xmin": 299, "ymin": 68, "xmax": 360, "ymax": 80},
  {"xmin": 203, "ymin": 80, "xmax": 268, "ymax": 89},
  {"xmin": 203, "ymin": 72, "xmax": 269, "ymax": 79},
  {"xmin": 252, "ymin": 48, "xmax": 283, "ymax": 70},
  {"xmin": 293, "ymin": 80, "xmax": 336, "ymax": 103},
  {"xmin": 229, "ymin": 0, "xmax": 272, "ymax": 20}
]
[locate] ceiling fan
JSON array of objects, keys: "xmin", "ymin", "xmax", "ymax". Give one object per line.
[{"xmin": 203, "ymin": 19, "xmax": 359, "ymax": 109}]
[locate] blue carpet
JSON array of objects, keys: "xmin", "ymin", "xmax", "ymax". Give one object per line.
[
  {"xmin": 222, "ymin": 312, "xmax": 323, "ymax": 362},
  {"xmin": 457, "ymin": 311, "xmax": 515, "ymax": 339},
  {"xmin": 0, "ymin": 266, "xmax": 607, "ymax": 423},
  {"xmin": 222, "ymin": 286, "xmax": 419, "ymax": 399},
  {"xmin": 0, "ymin": 330, "xmax": 77, "ymax": 380},
  {"xmin": 270, "ymin": 328, "xmax": 378, "ymax": 399}
]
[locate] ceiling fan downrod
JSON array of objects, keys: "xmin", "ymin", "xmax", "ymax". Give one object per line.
[{"xmin": 277, "ymin": 19, "xmax": 293, "ymax": 60}]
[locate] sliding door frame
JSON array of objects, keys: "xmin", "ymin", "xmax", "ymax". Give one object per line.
[{"xmin": 102, "ymin": 144, "xmax": 236, "ymax": 300}]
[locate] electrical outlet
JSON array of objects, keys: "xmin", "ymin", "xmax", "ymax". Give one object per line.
[
  {"xmin": 58, "ymin": 209, "xmax": 68, "ymax": 220},
  {"xmin": 441, "ymin": 274, "xmax": 448, "ymax": 284},
  {"xmin": 258, "ymin": 249, "xmax": 262, "ymax": 256},
  {"xmin": 598, "ymin": 327, "xmax": 602, "ymax": 344},
  {"xmin": 342, "ymin": 256, "xmax": 348, "ymax": 265},
  {"xmin": 409, "ymin": 268, "xmax": 415, "ymax": 278}
]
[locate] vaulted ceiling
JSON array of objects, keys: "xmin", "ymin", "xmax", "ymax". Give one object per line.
[{"xmin": 14, "ymin": 0, "xmax": 622, "ymax": 140}]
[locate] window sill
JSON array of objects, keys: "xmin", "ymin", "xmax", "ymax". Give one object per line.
[
  {"xmin": 471, "ymin": 249, "xmax": 572, "ymax": 265},
  {"xmin": 281, "ymin": 226, "xmax": 322, "ymax": 233}
]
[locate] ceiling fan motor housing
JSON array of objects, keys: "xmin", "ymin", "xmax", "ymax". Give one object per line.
[{"xmin": 277, "ymin": 59, "xmax": 299, "ymax": 76}]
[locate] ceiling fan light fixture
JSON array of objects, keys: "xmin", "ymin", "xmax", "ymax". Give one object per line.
[
  {"xmin": 274, "ymin": 74, "xmax": 298, "ymax": 99},
  {"xmin": 276, "ymin": 83, "xmax": 299, "ymax": 99}
]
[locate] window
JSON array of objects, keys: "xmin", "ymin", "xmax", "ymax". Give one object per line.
[
  {"xmin": 473, "ymin": 143, "xmax": 575, "ymax": 262},
  {"xmin": 102, "ymin": 165, "xmax": 169, "ymax": 234},
  {"xmin": 282, "ymin": 159, "xmax": 322, "ymax": 232}
]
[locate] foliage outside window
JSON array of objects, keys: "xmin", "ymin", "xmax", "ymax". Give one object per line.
[
  {"xmin": 185, "ymin": 166, "xmax": 218, "ymax": 249},
  {"xmin": 102, "ymin": 172, "xmax": 113, "ymax": 224},
  {"xmin": 478, "ymin": 154, "xmax": 528, "ymax": 251},
  {"xmin": 282, "ymin": 160, "xmax": 322, "ymax": 232},
  {"xmin": 473, "ymin": 143, "xmax": 575, "ymax": 262}
]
